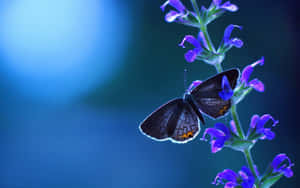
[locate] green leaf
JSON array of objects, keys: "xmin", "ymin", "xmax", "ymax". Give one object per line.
[{"xmin": 259, "ymin": 174, "xmax": 283, "ymax": 188}]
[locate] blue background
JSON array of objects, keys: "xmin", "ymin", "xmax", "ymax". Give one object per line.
[{"xmin": 0, "ymin": 0, "xmax": 298, "ymax": 187}]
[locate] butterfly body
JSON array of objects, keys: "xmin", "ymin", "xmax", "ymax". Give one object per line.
[{"xmin": 139, "ymin": 69, "xmax": 239, "ymax": 143}]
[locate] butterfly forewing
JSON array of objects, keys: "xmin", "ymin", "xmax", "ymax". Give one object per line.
[
  {"xmin": 139, "ymin": 98, "xmax": 183, "ymax": 140},
  {"xmin": 191, "ymin": 69, "xmax": 239, "ymax": 118}
]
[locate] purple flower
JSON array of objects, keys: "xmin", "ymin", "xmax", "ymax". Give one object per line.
[
  {"xmin": 271, "ymin": 153, "xmax": 294, "ymax": 178},
  {"xmin": 213, "ymin": 166, "xmax": 255, "ymax": 188},
  {"xmin": 160, "ymin": 0, "xmax": 187, "ymax": 23},
  {"xmin": 219, "ymin": 75, "xmax": 233, "ymax": 100},
  {"xmin": 241, "ymin": 57, "xmax": 265, "ymax": 92},
  {"xmin": 187, "ymin": 80, "xmax": 202, "ymax": 93},
  {"xmin": 222, "ymin": 24, "xmax": 243, "ymax": 49},
  {"xmin": 213, "ymin": 0, "xmax": 238, "ymax": 12},
  {"xmin": 201, "ymin": 123, "xmax": 231, "ymax": 153},
  {"xmin": 247, "ymin": 114, "xmax": 279, "ymax": 140},
  {"xmin": 179, "ymin": 32, "xmax": 209, "ymax": 63}
]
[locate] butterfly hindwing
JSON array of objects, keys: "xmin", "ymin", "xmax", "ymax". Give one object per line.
[
  {"xmin": 191, "ymin": 69, "xmax": 239, "ymax": 118},
  {"xmin": 170, "ymin": 101, "xmax": 200, "ymax": 143},
  {"xmin": 139, "ymin": 98, "xmax": 200, "ymax": 143}
]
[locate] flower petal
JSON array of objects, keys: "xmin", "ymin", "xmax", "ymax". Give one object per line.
[
  {"xmin": 224, "ymin": 182, "xmax": 237, "ymax": 188},
  {"xmin": 213, "ymin": 0, "xmax": 222, "ymax": 6},
  {"xmin": 241, "ymin": 57, "xmax": 264, "ymax": 84},
  {"xmin": 220, "ymin": 1, "xmax": 238, "ymax": 12},
  {"xmin": 187, "ymin": 80, "xmax": 202, "ymax": 92},
  {"xmin": 215, "ymin": 123, "xmax": 231, "ymax": 140},
  {"xmin": 211, "ymin": 139, "xmax": 225, "ymax": 153},
  {"xmin": 251, "ymin": 56, "xmax": 264, "ymax": 67},
  {"xmin": 198, "ymin": 31, "xmax": 209, "ymax": 49},
  {"xmin": 160, "ymin": 0, "xmax": 186, "ymax": 12},
  {"xmin": 241, "ymin": 65, "xmax": 253, "ymax": 84},
  {"xmin": 202, "ymin": 128, "xmax": 225, "ymax": 141},
  {"xmin": 169, "ymin": 0, "xmax": 186, "ymax": 12},
  {"xmin": 239, "ymin": 166, "xmax": 255, "ymax": 188},
  {"xmin": 223, "ymin": 24, "xmax": 242, "ymax": 44},
  {"xmin": 165, "ymin": 10, "xmax": 182, "ymax": 22},
  {"xmin": 271, "ymin": 153, "xmax": 291, "ymax": 170},
  {"xmin": 283, "ymin": 167, "xmax": 294, "ymax": 178},
  {"xmin": 219, "ymin": 76, "xmax": 234, "ymax": 100},
  {"xmin": 256, "ymin": 114, "xmax": 278, "ymax": 129},
  {"xmin": 184, "ymin": 49, "xmax": 199, "ymax": 63},
  {"xmin": 254, "ymin": 165, "xmax": 260, "ymax": 177},
  {"xmin": 160, "ymin": 0, "xmax": 169, "ymax": 11},
  {"xmin": 215, "ymin": 169, "xmax": 238, "ymax": 183},
  {"xmin": 179, "ymin": 35, "xmax": 201, "ymax": 48},
  {"xmin": 249, "ymin": 79, "xmax": 264, "ymax": 92},
  {"xmin": 259, "ymin": 128, "xmax": 275, "ymax": 140},
  {"xmin": 228, "ymin": 38, "xmax": 243, "ymax": 48},
  {"xmin": 250, "ymin": 114, "xmax": 260, "ymax": 129},
  {"xmin": 230, "ymin": 120, "xmax": 238, "ymax": 135}
]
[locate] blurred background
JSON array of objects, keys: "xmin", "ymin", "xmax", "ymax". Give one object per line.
[{"xmin": 0, "ymin": 0, "xmax": 298, "ymax": 187}]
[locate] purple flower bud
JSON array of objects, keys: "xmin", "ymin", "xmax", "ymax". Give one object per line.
[
  {"xmin": 271, "ymin": 153, "xmax": 294, "ymax": 178},
  {"xmin": 241, "ymin": 57, "xmax": 265, "ymax": 92}
]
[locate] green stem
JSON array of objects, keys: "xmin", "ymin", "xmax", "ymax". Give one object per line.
[
  {"xmin": 190, "ymin": 0, "xmax": 201, "ymax": 24},
  {"xmin": 230, "ymin": 105, "xmax": 245, "ymax": 139},
  {"xmin": 214, "ymin": 63, "xmax": 223, "ymax": 73},
  {"xmin": 244, "ymin": 149, "xmax": 259, "ymax": 179},
  {"xmin": 190, "ymin": 0, "xmax": 215, "ymax": 52},
  {"xmin": 200, "ymin": 26, "xmax": 215, "ymax": 52}
]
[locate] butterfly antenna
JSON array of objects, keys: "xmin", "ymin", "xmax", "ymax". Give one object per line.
[{"xmin": 184, "ymin": 68, "xmax": 188, "ymax": 93}]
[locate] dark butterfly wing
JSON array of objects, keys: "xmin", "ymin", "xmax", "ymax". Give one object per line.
[
  {"xmin": 139, "ymin": 98, "xmax": 184, "ymax": 141},
  {"xmin": 170, "ymin": 102, "xmax": 200, "ymax": 143},
  {"xmin": 191, "ymin": 69, "xmax": 239, "ymax": 119},
  {"xmin": 139, "ymin": 98, "xmax": 200, "ymax": 143}
]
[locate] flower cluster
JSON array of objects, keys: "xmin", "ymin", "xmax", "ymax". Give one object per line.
[
  {"xmin": 213, "ymin": 166, "xmax": 255, "ymax": 188},
  {"xmin": 159, "ymin": 0, "xmax": 294, "ymax": 187}
]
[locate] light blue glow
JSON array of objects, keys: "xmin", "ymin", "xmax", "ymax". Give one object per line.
[{"xmin": 0, "ymin": 0, "xmax": 131, "ymax": 104}]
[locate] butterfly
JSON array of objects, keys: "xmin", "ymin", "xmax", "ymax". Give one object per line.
[{"xmin": 139, "ymin": 69, "xmax": 239, "ymax": 143}]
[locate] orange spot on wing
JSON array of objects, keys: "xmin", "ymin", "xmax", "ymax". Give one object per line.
[
  {"xmin": 219, "ymin": 105, "xmax": 229, "ymax": 115},
  {"xmin": 180, "ymin": 131, "xmax": 194, "ymax": 139}
]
